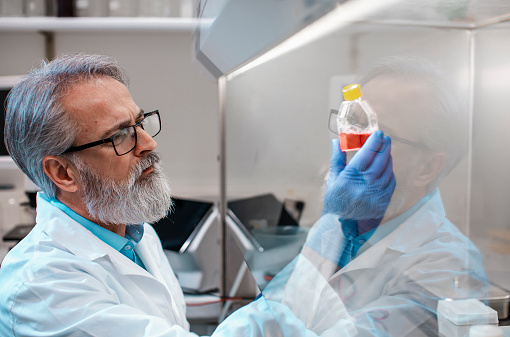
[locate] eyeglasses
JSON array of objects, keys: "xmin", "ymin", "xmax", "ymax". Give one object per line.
[
  {"xmin": 328, "ymin": 109, "xmax": 430, "ymax": 150},
  {"xmin": 63, "ymin": 110, "xmax": 161, "ymax": 156}
]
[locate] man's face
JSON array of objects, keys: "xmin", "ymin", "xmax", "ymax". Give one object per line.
[
  {"xmin": 62, "ymin": 77, "xmax": 172, "ymax": 225},
  {"xmin": 62, "ymin": 76, "xmax": 154, "ymax": 183},
  {"xmin": 362, "ymin": 76, "xmax": 432, "ymax": 219}
]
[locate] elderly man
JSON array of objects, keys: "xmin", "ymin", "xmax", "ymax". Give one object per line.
[
  {"xmin": 0, "ymin": 54, "xmax": 192, "ymax": 336},
  {"xmin": 1, "ymin": 53, "xmax": 396, "ymax": 337},
  {"xmin": 301, "ymin": 58, "xmax": 488, "ymax": 336}
]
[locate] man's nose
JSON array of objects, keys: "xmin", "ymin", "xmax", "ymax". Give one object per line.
[{"xmin": 134, "ymin": 126, "xmax": 157, "ymax": 156}]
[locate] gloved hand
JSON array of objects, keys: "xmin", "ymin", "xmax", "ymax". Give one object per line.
[{"xmin": 322, "ymin": 130, "xmax": 396, "ymax": 221}]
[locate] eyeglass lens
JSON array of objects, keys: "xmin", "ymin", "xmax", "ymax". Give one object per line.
[
  {"xmin": 112, "ymin": 112, "xmax": 161, "ymax": 155},
  {"xmin": 141, "ymin": 113, "xmax": 161, "ymax": 138}
]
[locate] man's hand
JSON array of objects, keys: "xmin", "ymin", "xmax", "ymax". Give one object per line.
[{"xmin": 322, "ymin": 130, "xmax": 396, "ymax": 220}]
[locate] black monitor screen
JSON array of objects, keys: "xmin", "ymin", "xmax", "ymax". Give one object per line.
[
  {"xmin": 150, "ymin": 197, "xmax": 214, "ymax": 253},
  {"xmin": 227, "ymin": 194, "xmax": 301, "ymax": 252},
  {"xmin": 228, "ymin": 193, "xmax": 299, "ymax": 232},
  {"xmin": 1, "ymin": 88, "xmax": 10, "ymax": 156}
]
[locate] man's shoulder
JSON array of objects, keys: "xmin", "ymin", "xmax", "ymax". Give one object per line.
[
  {"xmin": 0, "ymin": 214, "xmax": 121, "ymax": 286},
  {"xmin": 1, "ymin": 225, "xmax": 92, "ymax": 282}
]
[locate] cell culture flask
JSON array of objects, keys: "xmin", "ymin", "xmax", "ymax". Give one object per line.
[{"xmin": 337, "ymin": 83, "xmax": 378, "ymax": 151}]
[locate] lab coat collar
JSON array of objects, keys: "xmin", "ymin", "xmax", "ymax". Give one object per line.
[
  {"xmin": 339, "ymin": 189, "xmax": 445, "ymax": 272},
  {"xmin": 35, "ymin": 193, "xmax": 153, "ymax": 279},
  {"xmin": 134, "ymin": 228, "xmax": 172, "ymax": 292}
]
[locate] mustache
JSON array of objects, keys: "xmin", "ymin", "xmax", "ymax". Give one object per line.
[{"xmin": 131, "ymin": 152, "xmax": 162, "ymax": 179}]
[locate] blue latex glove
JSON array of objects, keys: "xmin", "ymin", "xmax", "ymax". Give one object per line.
[{"xmin": 322, "ymin": 130, "xmax": 396, "ymax": 220}]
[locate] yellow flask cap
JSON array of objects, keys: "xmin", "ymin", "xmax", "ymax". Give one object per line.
[{"xmin": 342, "ymin": 83, "xmax": 362, "ymax": 101}]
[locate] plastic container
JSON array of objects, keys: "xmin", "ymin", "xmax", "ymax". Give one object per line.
[
  {"xmin": 469, "ymin": 325, "xmax": 503, "ymax": 337},
  {"xmin": 437, "ymin": 299, "xmax": 499, "ymax": 337},
  {"xmin": 336, "ymin": 83, "xmax": 378, "ymax": 152}
]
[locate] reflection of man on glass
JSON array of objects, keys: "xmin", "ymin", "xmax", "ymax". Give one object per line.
[{"xmin": 301, "ymin": 57, "xmax": 488, "ymax": 336}]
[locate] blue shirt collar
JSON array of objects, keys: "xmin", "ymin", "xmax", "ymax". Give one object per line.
[{"xmin": 39, "ymin": 193, "xmax": 145, "ymax": 262}]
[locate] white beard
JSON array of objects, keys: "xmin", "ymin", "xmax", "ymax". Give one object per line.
[{"xmin": 73, "ymin": 152, "xmax": 173, "ymax": 226}]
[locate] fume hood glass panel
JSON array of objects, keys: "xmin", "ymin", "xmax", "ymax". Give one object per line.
[
  {"xmin": 361, "ymin": 0, "xmax": 510, "ymax": 27},
  {"xmin": 226, "ymin": 24, "xmax": 472, "ymax": 228},
  {"xmin": 222, "ymin": 19, "xmax": 509, "ymax": 334},
  {"xmin": 471, "ymin": 24, "xmax": 510, "ymax": 296}
]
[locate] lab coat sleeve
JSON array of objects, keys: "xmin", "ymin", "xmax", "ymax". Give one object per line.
[
  {"xmin": 214, "ymin": 254, "xmax": 356, "ymax": 337},
  {"xmin": 214, "ymin": 296, "xmax": 353, "ymax": 337},
  {"xmin": 300, "ymin": 213, "xmax": 347, "ymax": 279},
  {"xmin": 9, "ymin": 269, "xmax": 200, "ymax": 337}
]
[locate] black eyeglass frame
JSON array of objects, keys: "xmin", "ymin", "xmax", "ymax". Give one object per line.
[
  {"xmin": 328, "ymin": 109, "xmax": 430, "ymax": 151},
  {"xmin": 62, "ymin": 110, "xmax": 161, "ymax": 156}
]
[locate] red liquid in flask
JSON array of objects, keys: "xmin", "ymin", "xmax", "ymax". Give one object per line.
[{"xmin": 339, "ymin": 133, "xmax": 371, "ymax": 151}]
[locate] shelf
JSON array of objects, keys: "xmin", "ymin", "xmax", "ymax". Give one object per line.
[{"xmin": 0, "ymin": 17, "xmax": 210, "ymax": 32}]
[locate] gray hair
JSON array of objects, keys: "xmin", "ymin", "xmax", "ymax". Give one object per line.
[
  {"xmin": 4, "ymin": 53, "xmax": 129, "ymax": 198},
  {"xmin": 358, "ymin": 57, "xmax": 468, "ymax": 189}
]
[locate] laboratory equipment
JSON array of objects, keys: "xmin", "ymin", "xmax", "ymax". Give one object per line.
[
  {"xmin": 151, "ymin": 197, "xmax": 219, "ymax": 292},
  {"xmin": 469, "ymin": 325, "xmax": 504, "ymax": 337},
  {"xmin": 151, "ymin": 197, "xmax": 214, "ymax": 254},
  {"xmin": 195, "ymin": 0, "xmax": 339, "ymax": 77},
  {"xmin": 485, "ymin": 284, "xmax": 510, "ymax": 320},
  {"xmin": 227, "ymin": 193, "xmax": 301, "ymax": 252},
  {"xmin": 3, "ymin": 224, "xmax": 34, "ymax": 245},
  {"xmin": 151, "ymin": 197, "xmax": 221, "ymax": 322},
  {"xmin": 437, "ymin": 299, "xmax": 499, "ymax": 337},
  {"xmin": 336, "ymin": 83, "xmax": 378, "ymax": 152},
  {"xmin": 226, "ymin": 194, "xmax": 307, "ymax": 291}
]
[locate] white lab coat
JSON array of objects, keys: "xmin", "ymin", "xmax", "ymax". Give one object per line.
[
  {"xmin": 0, "ymin": 193, "xmax": 195, "ymax": 337},
  {"xmin": 303, "ymin": 190, "xmax": 488, "ymax": 336},
  {"xmin": 0, "ymin": 194, "xmax": 355, "ymax": 337}
]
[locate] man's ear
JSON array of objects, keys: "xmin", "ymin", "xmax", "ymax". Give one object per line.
[
  {"xmin": 42, "ymin": 156, "xmax": 80, "ymax": 193},
  {"xmin": 414, "ymin": 152, "xmax": 446, "ymax": 187}
]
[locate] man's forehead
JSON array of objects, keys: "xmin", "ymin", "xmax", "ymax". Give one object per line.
[{"xmin": 62, "ymin": 77, "xmax": 138, "ymax": 137}]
